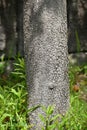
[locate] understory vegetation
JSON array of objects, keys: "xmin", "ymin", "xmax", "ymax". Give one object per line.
[{"xmin": 0, "ymin": 57, "xmax": 87, "ymax": 130}]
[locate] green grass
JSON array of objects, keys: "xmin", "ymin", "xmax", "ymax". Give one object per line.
[{"xmin": 0, "ymin": 58, "xmax": 87, "ymax": 129}]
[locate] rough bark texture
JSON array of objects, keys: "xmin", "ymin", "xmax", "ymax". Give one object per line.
[{"xmin": 23, "ymin": 0, "xmax": 69, "ymax": 129}]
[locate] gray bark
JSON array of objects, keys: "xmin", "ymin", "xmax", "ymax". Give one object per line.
[
  {"xmin": 23, "ymin": 0, "xmax": 69, "ymax": 129},
  {"xmin": 0, "ymin": 22, "xmax": 6, "ymax": 51}
]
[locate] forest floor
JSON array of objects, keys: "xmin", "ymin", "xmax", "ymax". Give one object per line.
[{"xmin": 0, "ymin": 57, "xmax": 87, "ymax": 129}]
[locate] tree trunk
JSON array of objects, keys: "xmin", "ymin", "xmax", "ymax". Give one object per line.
[
  {"xmin": 16, "ymin": 0, "xmax": 24, "ymax": 56},
  {"xmin": 23, "ymin": 0, "xmax": 69, "ymax": 129},
  {"xmin": 0, "ymin": 0, "xmax": 16, "ymax": 57},
  {"xmin": 68, "ymin": 0, "xmax": 87, "ymax": 53}
]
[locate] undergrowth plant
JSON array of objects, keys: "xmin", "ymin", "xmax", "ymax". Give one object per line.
[
  {"xmin": 39, "ymin": 105, "xmax": 59, "ymax": 130},
  {"xmin": 0, "ymin": 58, "xmax": 30, "ymax": 129},
  {"xmin": 38, "ymin": 95, "xmax": 87, "ymax": 130},
  {"xmin": 69, "ymin": 63, "xmax": 87, "ymax": 89},
  {"xmin": 68, "ymin": 64, "xmax": 81, "ymax": 90},
  {"xmin": 0, "ymin": 54, "xmax": 5, "ymax": 75},
  {"xmin": 0, "ymin": 58, "xmax": 87, "ymax": 129},
  {"xmin": 75, "ymin": 30, "xmax": 81, "ymax": 53}
]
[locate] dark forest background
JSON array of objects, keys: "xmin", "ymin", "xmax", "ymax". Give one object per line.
[{"xmin": 0, "ymin": 0, "xmax": 87, "ymax": 58}]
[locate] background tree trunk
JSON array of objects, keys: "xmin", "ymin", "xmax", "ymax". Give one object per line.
[
  {"xmin": 23, "ymin": 0, "xmax": 69, "ymax": 129},
  {"xmin": 68, "ymin": 0, "xmax": 87, "ymax": 53},
  {"xmin": 16, "ymin": 0, "xmax": 24, "ymax": 56},
  {"xmin": 0, "ymin": 0, "xmax": 16, "ymax": 57}
]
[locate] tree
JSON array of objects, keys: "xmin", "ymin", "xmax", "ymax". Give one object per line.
[
  {"xmin": 23, "ymin": 0, "xmax": 69, "ymax": 129},
  {"xmin": 15, "ymin": 0, "xmax": 24, "ymax": 56},
  {"xmin": 0, "ymin": 0, "xmax": 16, "ymax": 56}
]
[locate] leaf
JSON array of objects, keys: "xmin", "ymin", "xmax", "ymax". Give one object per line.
[
  {"xmin": 47, "ymin": 105, "xmax": 54, "ymax": 115},
  {"xmin": 11, "ymin": 88, "xmax": 20, "ymax": 98},
  {"xmin": 48, "ymin": 124, "xmax": 57, "ymax": 130},
  {"xmin": 50, "ymin": 114, "xmax": 59, "ymax": 122},
  {"xmin": 28, "ymin": 105, "xmax": 41, "ymax": 114},
  {"xmin": 39, "ymin": 114, "xmax": 45, "ymax": 122},
  {"xmin": 75, "ymin": 30, "xmax": 81, "ymax": 53},
  {"xmin": 0, "ymin": 94, "xmax": 4, "ymax": 102},
  {"xmin": 0, "ymin": 54, "xmax": 5, "ymax": 61}
]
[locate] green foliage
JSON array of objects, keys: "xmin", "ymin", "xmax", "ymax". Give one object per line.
[
  {"xmin": 39, "ymin": 105, "xmax": 59, "ymax": 130},
  {"xmin": 0, "ymin": 58, "xmax": 30, "ymax": 129},
  {"xmin": 75, "ymin": 30, "xmax": 81, "ymax": 53},
  {"xmin": 81, "ymin": 64, "xmax": 87, "ymax": 75},
  {"xmin": 11, "ymin": 58, "xmax": 26, "ymax": 80},
  {"xmin": 68, "ymin": 64, "xmax": 82, "ymax": 88},
  {"xmin": 0, "ymin": 54, "xmax": 5, "ymax": 74},
  {"xmin": 0, "ymin": 85, "xmax": 30, "ymax": 129},
  {"xmin": 0, "ymin": 58, "xmax": 87, "ymax": 129},
  {"xmin": 38, "ymin": 95, "xmax": 87, "ymax": 130},
  {"xmin": 59, "ymin": 95, "xmax": 87, "ymax": 130},
  {"xmin": 69, "ymin": 63, "xmax": 87, "ymax": 90}
]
